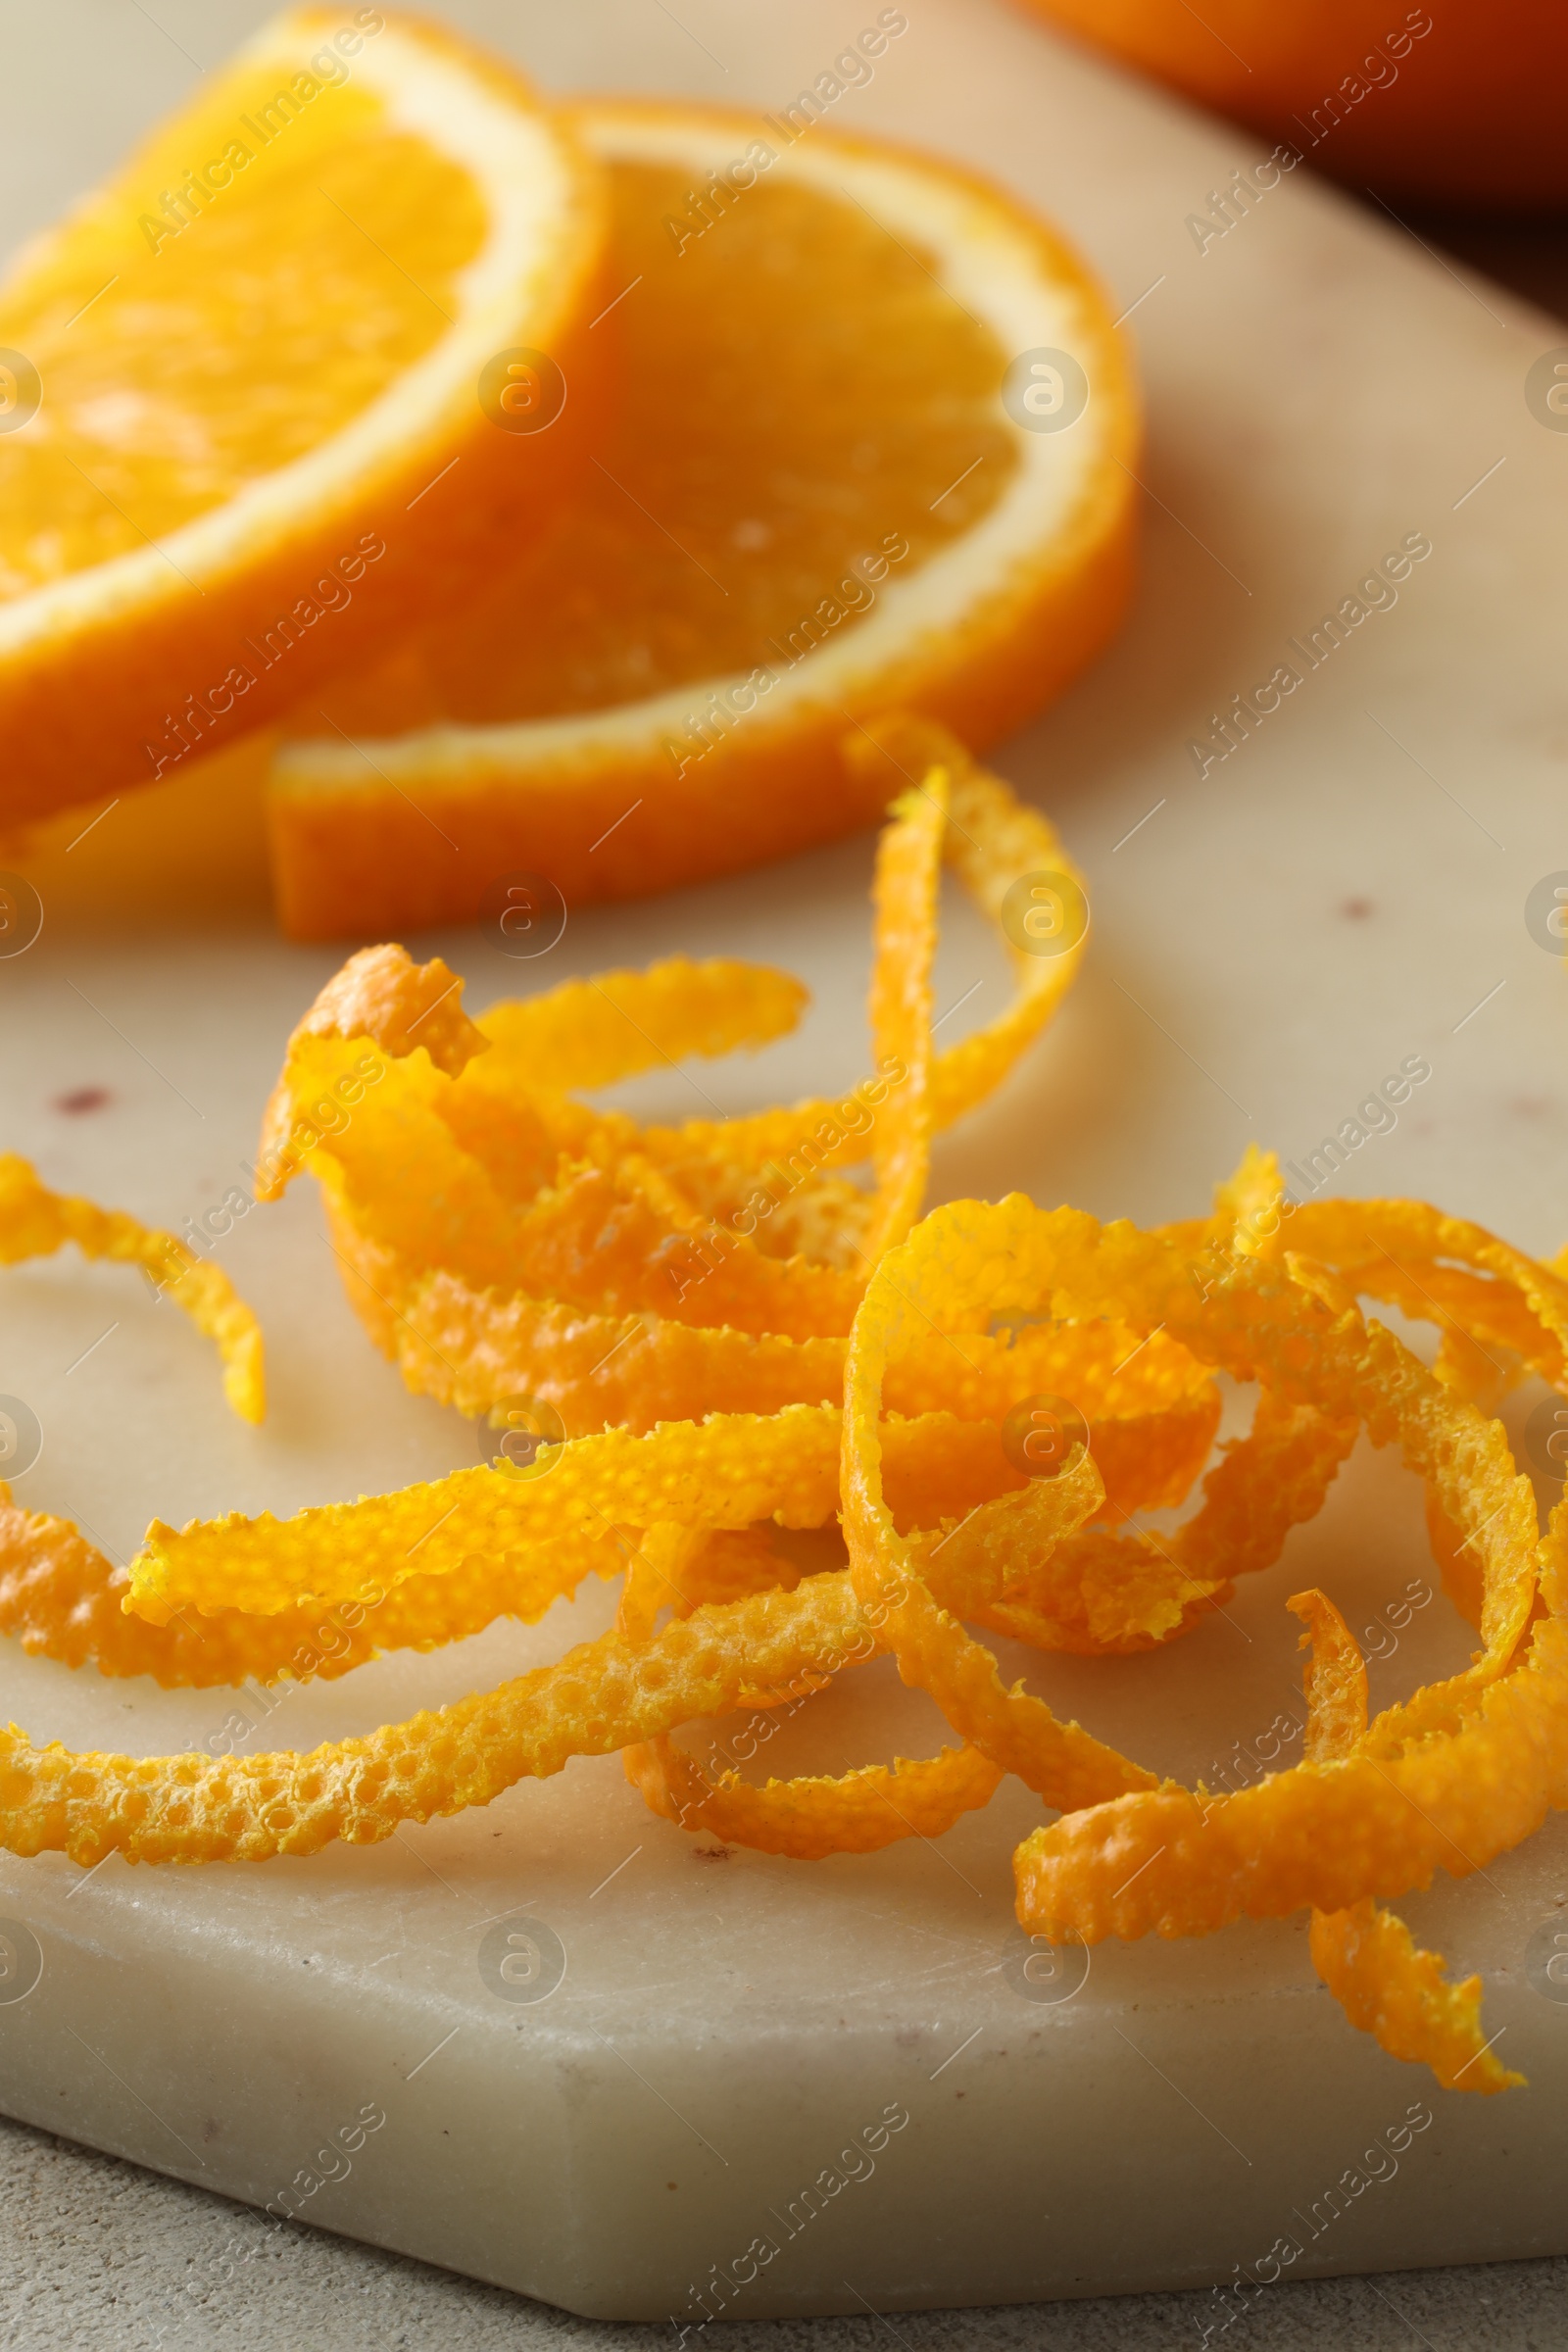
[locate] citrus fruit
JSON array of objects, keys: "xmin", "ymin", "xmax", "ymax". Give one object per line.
[
  {"xmin": 266, "ymin": 96, "xmax": 1137, "ymax": 939},
  {"xmin": 1020, "ymin": 0, "xmax": 1568, "ymax": 208},
  {"xmin": 0, "ymin": 6, "xmax": 607, "ymax": 834},
  {"xmin": 1, "ymin": 721, "xmax": 1558, "ymax": 2101}
]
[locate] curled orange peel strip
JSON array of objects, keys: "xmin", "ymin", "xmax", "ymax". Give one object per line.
[
  {"xmin": 1290, "ymin": 1587, "xmax": 1525, "ymax": 2095},
  {"xmin": 0, "ymin": 1153, "xmax": 264, "ymax": 1424},
  {"xmin": 0, "ymin": 738, "xmax": 1206, "ymax": 1838},
  {"xmin": 0, "ymin": 1569, "xmax": 878, "ymax": 1866},
  {"xmin": 248, "ymin": 716, "xmax": 1102, "ymax": 1437},
  {"xmin": 988, "ymin": 1189, "xmax": 1553, "ymax": 1946},
  {"xmin": 0, "ymin": 1483, "xmax": 627, "ymax": 1689},
  {"xmin": 1, "ymin": 728, "xmax": 1565, "ymax": 2102},
  {"xmin": 613, "ymin": 1527, "xmax": 1003, "ymax": 1861}
]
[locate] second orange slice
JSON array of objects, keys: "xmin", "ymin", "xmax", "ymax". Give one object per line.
[{"xmin": 269, "ymin": 97, "xmax": 1138, "ymax": 939}]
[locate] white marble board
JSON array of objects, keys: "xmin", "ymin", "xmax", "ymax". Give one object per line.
[{"xmin": 1, "ymin": 0, "xmax": 1566, "ymax": 2324}]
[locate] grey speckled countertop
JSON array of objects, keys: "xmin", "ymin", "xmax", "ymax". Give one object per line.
[{"xmin": 5, "ymin": 2111, "xmax": 1568, "ymax": 2352}]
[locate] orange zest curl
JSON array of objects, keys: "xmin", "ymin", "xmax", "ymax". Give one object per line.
[
  {"xmin": 249, "ymin": 713, "xmax": 1109, "ymax": 1437},
  {"xmin": 1289, "ymin": 1587, "xmax": 1525, "ymax": 2095},
  {"xmin": 0, "ymin": 725, "xmax": 1563, "ymax": 2103},
  {"xmin": 0, "ymin": 1153, "xmax": 264, "ymax": 1423}
]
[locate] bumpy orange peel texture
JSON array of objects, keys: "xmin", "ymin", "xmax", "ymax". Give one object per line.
[
  {"xmin": 0, "ymin": 722, "xmax": 1564, "ymax": 2097},
  {"xmin": 0, "ymin": 1153, "xmax": 263, "ymax": 1423},
  {"xmin": 245, "ymin": 711, "xmax": 1218, "ymax": 1446},
  {"xmin": 1289, "ymin": 1587, "xmax": 1524, "ymax": 2094}
]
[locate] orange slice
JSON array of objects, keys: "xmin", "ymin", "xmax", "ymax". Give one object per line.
[
  {"xmin": 0, "ymin": 7, "xmax": 607, "ymax": 834},
  {"xmin": 267, "ymin": 96, "xmax": 1138, "ymax": 939}
]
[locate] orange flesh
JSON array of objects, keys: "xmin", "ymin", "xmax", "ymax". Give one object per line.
[
  {"xmin": 309, "ymin": 158, "xmax": 1018, "ymax": 730},
  {"xmin": 0, "ymin": 78, "xmax": 482, "ymax": 593}
]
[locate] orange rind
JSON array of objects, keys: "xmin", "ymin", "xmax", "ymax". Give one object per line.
[
  {"xmin": 265, "ymin": 98, "xmax": 1138, "ymax": 937},
  {"xmin": 1290, "ymin": 1587, "xmax": 1525, "ymax": 2095},
  {"xmin": 1016, "ymin": 0, "xmax": 1568, "ymax": 211},
  {"xmin": 0, "ymin": 7, "xmax": 608, "ymax": 832},
  {"xmin": 253, "ymin": 718, "xmax": 1212, "ymax": 1449},
  {"xmin": 0, "ymin": 1152, "xmax": 263, "ymax": 1422},
  {"xmin": 2, "ymin": 726, "xmax": 1566, "ymax": 2103}
]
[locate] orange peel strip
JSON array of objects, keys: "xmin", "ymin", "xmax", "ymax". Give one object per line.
[
  {"xmin": 251, "ymin": 722, "xmax": 1107, "ymax": 1442},
  {"xmin": 129, "ymin": 1405, "xmax": 853, "ymax": 1623},
  {"xmin": 617, "ymin": 1526, "xmax": 1003, "ymax": 1860},
  {"xmin": 624, "ymin": 1735, "xmax": 1004, "ymax": 1861},
  {"xmin": 1290, "ymin": 1586, "xmax": 1524, "ymax": 2095},
  {"xmin": 950, "ymin": 1182, "xmax": 1556, "ymax": 1939},
  {"xmin": 0, "ymin": 1571, "xmax": 877, "ymax": 1866},
  {"xmin": 6, "ymin": 711, "xmax": 1568, "ymax": 2110},
  {"xmin": 12, "ymin": 1141, "xmax": 1563, "ymax": 2002},
  {"xmin": 102, "ymin": 1156, "xmax": 1567, "ymax": 1932},
  {"xmin": 0, "ymin": 1484, "xmax": 628, "ymax": 1690},
  {"xmin": 1306, "ymin": 1904, "xmax": 1526, "ymax": 2097},
  {"xmin": 992, "ymin": 1385, "xmax": 1358, "ymax": 1656},
  {"xmin": 127, "ymin": 1396, "xmax": 1197, "ymax": 1636},
  {"xmin": 861, "ymin": 766, "xmax": 943, "ymax": 1259},
  {"xmin": 843, "ymin": 1231, "xmax": 1158, "ymax": 1812},
  {"xmin": 0, "ymin": 1152, "xmax": 264, "ymax": 1424}
]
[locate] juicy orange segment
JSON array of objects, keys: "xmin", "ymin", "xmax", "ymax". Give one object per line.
[
  {"xmin": 265, "ymin": 98, "xmax": 1138, "ymax": 937},
  {"xmin": 0, "ymin": 7, "xmax": 607, "ymax": 832}
]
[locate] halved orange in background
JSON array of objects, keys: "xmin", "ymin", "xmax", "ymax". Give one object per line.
[
  {"xmin": 268, "ymin": 97, "xmax": 1138, "ymax": 940},
  {"xmin": 1018, "ymin": 0, "xmax": 1568, "ymax": 209},
  {"xmin": 0, "ymin": 6, "xmax": 607, "ymax": 835}
]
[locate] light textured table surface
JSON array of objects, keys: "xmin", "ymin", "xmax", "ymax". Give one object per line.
[
  {"xmin": 6, "ymin": 0, "xmax": 1568, "ymax": 2343},
  {"xmin": 5, "ymin": 2107, "xmax": 1568, "ymax": 2349}
]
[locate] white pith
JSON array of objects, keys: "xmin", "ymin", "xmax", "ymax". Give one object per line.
[
  {"xmin": 272, "ymin": 100, "xmax": 1115, "ymax": 802},
  {"xmin": 0, "ymin": 9, "xmax": 580, "ymax": 662}
]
